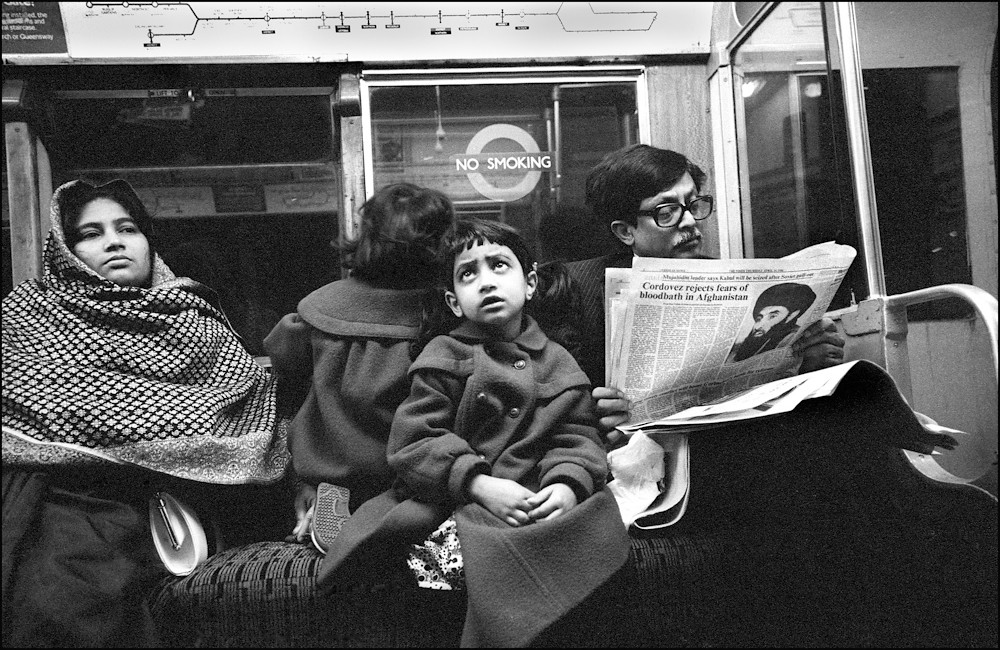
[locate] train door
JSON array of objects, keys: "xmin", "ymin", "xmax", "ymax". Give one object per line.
[
  {"xmin": 3, "ymin": 64, "xmax": 344, "ymax": 356},
  {"xmin": 359, "ymin": 68, "xmax": 646, "ymax": 263},
  {"xmin": 713, "ymin": 1, "xmax": 998, "ymax": 492}
]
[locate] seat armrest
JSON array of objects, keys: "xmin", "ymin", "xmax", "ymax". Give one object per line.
[{"xmin": 828, "ymin": 284, "xmax": 998, "ymax": 498}]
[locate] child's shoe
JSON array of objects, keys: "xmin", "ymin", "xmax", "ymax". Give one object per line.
[{"xmin": 310, "ymin": 482, "xmax": 351, "ymax": 555}]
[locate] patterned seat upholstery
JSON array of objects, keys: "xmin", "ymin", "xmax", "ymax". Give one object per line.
[
  {"xmin": 150, "ymin": 540, "xmax": 466, "ymax": 648},
  {"xmin": 149, "ymin": 428, "xmax": 998, "ymax": 647},
  {"xmin": 150, "ymin": 534, "xmax": 750, "ymax": 648},
  {"xmin": 149, "ymin": 493, "xmax": 998, "ymax": 648}
]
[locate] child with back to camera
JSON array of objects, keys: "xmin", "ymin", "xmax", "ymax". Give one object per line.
[
  {"xmin": 264, "ymin": 182, "xmax": 456, "ymax": 551},
  {"xmin": 316, "ymin": 218, "xmax": 630, "ymax": 647}
]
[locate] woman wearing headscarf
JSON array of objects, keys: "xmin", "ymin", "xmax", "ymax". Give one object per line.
[{"xmin": 2, "ymin": 179, "xmax": 289, "ymax": 647}]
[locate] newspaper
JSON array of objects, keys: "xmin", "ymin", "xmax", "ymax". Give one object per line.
[
  {"xmin": 605, "ymin": 242, "xmax": 857, "ymax": 528},
  {"xmin": 606, "ymin": 241, "xmax": 857, "ymax": 430}
]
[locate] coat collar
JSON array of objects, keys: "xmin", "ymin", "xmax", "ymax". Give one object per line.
[
  {"xmin": 297, "ymin": 276, "xmax": 426, "ymax": 338},
  {"xmin": 448, "ymin": 316, "xmax": 548, "ymax": 352}
]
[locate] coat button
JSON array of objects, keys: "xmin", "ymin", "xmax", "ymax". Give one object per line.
[
  {"xmin": 508, "ymin": 407, "xmax": 520, "ymax": 418},
  {"xmin": 513, "ymin": 359, "xmax": 526, "ymax": 370},
  {"xmin": 476, "ymin": 392, "xmax": 487, "ymax": 401}
]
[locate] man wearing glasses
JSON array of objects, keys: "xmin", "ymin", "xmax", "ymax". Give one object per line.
[
  {"xmin": 560, "ymin": 146, "xmax": 985, "ymax": 649},
  {"xmin": 566, "ymin": 144, "xmax": 845, "ymax": 435}
]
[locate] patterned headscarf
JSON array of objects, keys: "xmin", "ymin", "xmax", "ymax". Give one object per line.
[{"xmin": 2, "ymin": 180, "xmax": 289, "ymax": 484}]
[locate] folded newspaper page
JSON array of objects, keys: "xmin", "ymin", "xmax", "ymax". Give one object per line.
[
  {"xmin": 606, "ymin": 241, "xmax": 857, "ymax": 430},
  {"xmin": 606, "ymin": 362, "xmax": 860, "ymax": 529},
  {"xmin": 607, "ymin": 429, "xmax": 690, "ymax": 528}
]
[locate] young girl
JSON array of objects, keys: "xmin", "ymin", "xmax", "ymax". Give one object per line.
[
  {"xmin": 264, "ymin": 182, "xmax": 456, "ymax": 549},
  {"xmin": 316, "ymin": 218, "xmax": 630, "ymax": 648}
]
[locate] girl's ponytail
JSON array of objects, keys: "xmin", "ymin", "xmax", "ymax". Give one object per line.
[{"xmin": 528, "ymin": 260, "xmax": 582, "ymax": 357}]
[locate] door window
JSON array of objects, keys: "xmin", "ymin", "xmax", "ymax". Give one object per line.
[
  {"xmin": 730, "ymin": 1, "xmax": 863, "ymax": 311},
  {"xmin": 729, "ymin": 2, "xmax": 978, "ymax": 318},
  {"xmin": 364, "ymin": 73, "xmax": 643, "ymax": 263}
]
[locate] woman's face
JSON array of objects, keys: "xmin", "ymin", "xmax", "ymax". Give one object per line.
[{"xmin": 71, "ymin": 197, "xmax": 152, "ymax": 287}]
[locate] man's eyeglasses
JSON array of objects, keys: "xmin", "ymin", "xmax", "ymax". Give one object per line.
[{"xmin": 636, "ymin": 195, "xmax": 714, "ymax": 228}]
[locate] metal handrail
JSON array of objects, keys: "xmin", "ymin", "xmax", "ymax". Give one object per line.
[
  {"xmin": 883, "ymin": 284, "xmax": 998, "ymax": 382},
  {"xmin": 880, "ymin": 284, "xmax": 998, "ymax": 496}
]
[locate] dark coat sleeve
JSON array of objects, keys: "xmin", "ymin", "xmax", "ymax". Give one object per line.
[
  {"xmin": 565, "ymin": 257, "xmax": 612, "ymax": 387},
  {"xmin": 536, "ymin": 383, "xmax": 608, "ymax": 501},
  {"xmin": 263, "ymin": 312, "xmax": 313, "ymax": 410},
  {"xmin": 388, "ymin": 368, "xmax": 490, "ymax": 504}
]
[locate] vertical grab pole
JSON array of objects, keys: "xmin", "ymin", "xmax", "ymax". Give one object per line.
[
  {"xmin": 5, "ymin": 121, "xmax": 44, "ymax": 284},
  {"xmin": 832, "ymin": 2, "xmax": 886, "ymax": 298},
  {"xmin": 551, "ymin": 85, "xmax": 562, "ymax": 205}
]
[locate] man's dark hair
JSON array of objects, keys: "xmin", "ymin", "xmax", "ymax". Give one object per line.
[
  {"xmin": 585, "ymin": 144, "xmax": 707, "ymax": 229},
  {"xmin": 754, "ymin": 282, "xmax": 817, "ymax": 319}
]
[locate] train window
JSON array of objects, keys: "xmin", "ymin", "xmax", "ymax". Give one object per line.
[
  {"xmin": 860, "ymin": 66, "xmax": 972, "ymax": 319},
  {"xmin": 731, "ymin": 2, "xmax": 984, "ymax": 320},
  {"xmin": 363, "ymin": 73, "xmax": 642, "ymax": 263},
  {"xmin": 23, "ymin": 66, "xmax": 342, "ymax": 355},
  {"xmin": 852, "ymin": 1, "xmax": 988, "ymax": 320},
  {"xmin": 730, "ymin": 1, "xmax": 864, "ymax": 312},
  {"xmin": 46, "ymin": 93, "xmax": 333, "ymax": 169}
]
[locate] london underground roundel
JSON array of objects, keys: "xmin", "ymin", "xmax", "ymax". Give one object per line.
[{"xmin": 460, "ymin": 124, "xmax": 551, "ymax": 202}]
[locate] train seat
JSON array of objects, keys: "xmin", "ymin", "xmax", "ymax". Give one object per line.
[{"xmin": 148, "ymin": 284, "xmax": 998, "ymax": 647}]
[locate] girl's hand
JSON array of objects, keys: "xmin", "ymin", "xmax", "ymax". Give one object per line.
[
  {"xmin": 467, "ymin": 474, "xmax": 536, "ymax": 527},
  {"xmin": 286, "ymin": 482, "xmax": 316, "ymax": 543},
  {"xmin": 526, "ymin": 483, "xmax": 578, "ymax": 522}
]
